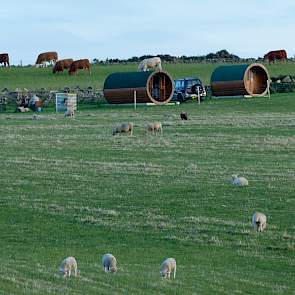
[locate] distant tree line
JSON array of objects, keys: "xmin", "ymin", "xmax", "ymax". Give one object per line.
[{"xmin": 92, "ymin": 50, "xmax": 260, "ymax": 64}]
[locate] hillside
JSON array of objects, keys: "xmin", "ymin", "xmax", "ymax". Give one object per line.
[{"xmin": 1, "ymin": 62, "xmax": 295, "ymax": 91}]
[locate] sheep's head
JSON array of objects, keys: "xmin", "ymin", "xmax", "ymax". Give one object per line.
[
  {"xmin": 128, "ymin": 122, "xmax": 134, "ymax": 130},
  {"xmin": 154, "ymin": 122, "xmax": 162, "ymax": 129},
  {"xmin": 232, "ymin": 174, "xmax": 238, "ymax": 180}
]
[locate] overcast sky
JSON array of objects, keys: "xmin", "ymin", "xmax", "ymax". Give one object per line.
[{"xmin": 1, "ymin": 0, "xmax": 294, "ymax": 65}]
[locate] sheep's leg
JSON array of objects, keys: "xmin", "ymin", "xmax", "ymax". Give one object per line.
[
  {"xmin": 68, "ymin": 269, "xmax": 71, "ymax": 277},
  {"xmin": 173, "ymin": 266, "xmax": 176, "ymax": 279}
]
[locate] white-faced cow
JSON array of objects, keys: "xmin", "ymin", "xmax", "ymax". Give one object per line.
[{"xmin": 35, "ymin": 51, "xmax": 58, "ymax": 67}]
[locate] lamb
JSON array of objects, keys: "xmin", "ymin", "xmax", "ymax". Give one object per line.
[
  {"xmin": 231, "ymin": 174, "xmax": 249, "ymax": 186},
  {"xmin": 64, "ymin": 108, "xmax": 75, "ymax": 118},
  {"xmin": 59, "ymin": 256, "xmax": 78, "ymax": 277},
  {"xmin": 112, "ymin": 122, "xmax": 133, "ymax": 136},
  {"xmin": 102, "ymin": 253, "xmax": 117, "ymax": 273},
  {"xmin": 252, "ymin": 212, "xmax": 267, "ymax": 232},
  {"xmin": 17, "ymin": 106, "xmax": 30, "ymax": 113},
  {"xmin": 160, "ymin": 258, "xmax": 176, "ymax": 279},
  {"xmin": 146, "ymin": 122, "xmax": 162, "ymax": 133}
]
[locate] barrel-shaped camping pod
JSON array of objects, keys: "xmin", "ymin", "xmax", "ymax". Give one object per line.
[
  {"xmin": 210, "ymin": 63, "xmax": 270, "ymax": 97},
  {"xmin": 103, "ymin": 71, "xmax": 174, "ymax": 105}
]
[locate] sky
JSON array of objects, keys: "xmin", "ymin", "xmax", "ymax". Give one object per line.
[{"xmin": 1, "ymin": 0, "xmax": 295, "ymax": 65}]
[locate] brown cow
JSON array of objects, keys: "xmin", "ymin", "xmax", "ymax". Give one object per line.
[
  {"xmin": 53, "ymin": 59, "xmax": 74, "ymax": 74},
  {"xmin": 0, "ymin": 53, "xmax": 9, "ymax": 67},
  {"xmin": 35, "ymin": 51, "xmax": 58, "ymax": 67},
  {"xmin": 264, "ymin": 50, "xmax": 287, "ymax": 63},
  {"xmin": 68, "ymin": 59, "xmax": 91, "ymax": 75}
]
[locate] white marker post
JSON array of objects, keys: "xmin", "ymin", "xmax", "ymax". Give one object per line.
[
  {"xmin": 134, "ymin": 90, "xmax": 137, "ymax": 110},
  {"xmin": 197, "ymin": 86, "xmax": 201, "ymax": 105},
  {"xmin": 267, "ymin": 80, "xmax": 271, "ymax": 99}
]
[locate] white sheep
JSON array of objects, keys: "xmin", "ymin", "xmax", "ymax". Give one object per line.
[
  {"xmin": 112, "ymin": 122, "xmax": 133, "ymax": 136},
  {"xmin": 146, "ymin": 122, "xmax": 162, "ymax": 133},
  {"xmin": 160, "ymin": 258, "xmax": 176, "ymax": 279},
  {"xmin": 59, "ymin": 256, "xmax": 78, "ymax": 277},
  {"xmin": 252, "ymin": 212, "xmax": 267, "ymax": 232},
  {"xmin": 231, "ymin": 174, "xmax": 249, "ymax": 186},
  {"xmin": 102, "ymin": 253, "xmax": 117, "ymax": 273},
  {"xmin": 64, "ymin": 108, "xmax": 75, "ymax": 118},
  {"xmin": 17, "ymin": 106, "xmax": 30, "ymax": 113}
]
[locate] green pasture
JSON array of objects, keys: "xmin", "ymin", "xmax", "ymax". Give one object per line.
[
  {"xmin": 1, "ymin": 62, "xmax": 295, "ymax": 91},
  {"xmin": 0, "ymin": 92, "xmax": 294, "ymax": 294}
]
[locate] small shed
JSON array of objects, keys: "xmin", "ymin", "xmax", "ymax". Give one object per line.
[
  {"xmin": 55, "ymin": 93, "xmax": 77, "ymax": 112},
  {"xmin": 103, "ymin": 71, "xmax": 174, "ymax": 105},
  {"xmin": 210, "ymin": 63, "xmax": 270, "ymax": 97}
]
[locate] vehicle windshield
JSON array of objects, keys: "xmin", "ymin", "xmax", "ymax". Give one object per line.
[
  {"xmin": 187, "ymin": 79, "xmax": 201, "ymax": 87},
  {"xmin": 175, "ymin": 80, "xmax": 185, "ymax": 90}
]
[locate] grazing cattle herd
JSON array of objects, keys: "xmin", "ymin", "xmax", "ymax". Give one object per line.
[{"xmin": 0, "ymin": 49, "xmax": 290, "ymax": 75}]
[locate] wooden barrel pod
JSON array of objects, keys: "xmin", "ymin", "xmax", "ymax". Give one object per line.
[
  {"xmin": 103, "ymin": 71, "xmax": 174, "ymax": 104},
  {"xmin": 210, "ymin": 63, "xmax": 270, "ymax": 97}
]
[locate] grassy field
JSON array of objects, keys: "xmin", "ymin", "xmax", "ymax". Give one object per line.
[
  {"xmin": 0, "ymin": 91, "xmax": 295, "ymax": 294},
  {"xmin": 1, "ymin": 61, "xmax": 295, "ymax": 90}
]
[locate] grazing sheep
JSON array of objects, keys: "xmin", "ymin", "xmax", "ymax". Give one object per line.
[
  {"xmin": 252, "ymin": 212, "xmax": 267, "ymax": 232},
  {"xmin": 146, "ymin": 122, "xmax": 162, "ymax": 133},
  {"xmin": 160, "ymin": 258, "xmax": 176, "ymax": 279},
  {"xmin": 17, "ymin": 106, "xmax": 30, "ymax": 113},
  {"xmin": 112, "ymin": 122, "xmax": 133, "ymax": 136},
  {"xmin": 32, "ymin": 114, "xmax": 41, "ymax": 120},
  {"xmin": 64, "ymin": 108, "xmax": 75, "ymax": 118},
  {"xmin": 231, "ymin": 174, "xmax": 249, "ymax": 186},
  {"xmin": 102, "ymin": 253, "xmax": 117, "ymax": 273},
  {"xmin": 59, "ymin": 256, "xmax": 78, "ymax": 277},
  {"xmin": 180, "ymin": 112, "xmax": 188, "ymax": 120}
]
